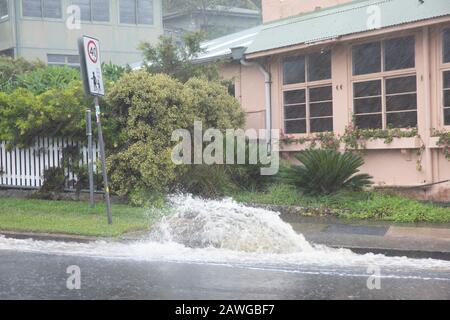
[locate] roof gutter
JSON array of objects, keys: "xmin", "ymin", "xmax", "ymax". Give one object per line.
[{"xmin": 231, "ymin": 47, "xmax": 272, "ymax": 148}]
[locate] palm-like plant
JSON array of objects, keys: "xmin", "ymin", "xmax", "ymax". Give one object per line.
[{"xmin": 280, "ymin": 149, "xmax": 373, "ymax": 195}]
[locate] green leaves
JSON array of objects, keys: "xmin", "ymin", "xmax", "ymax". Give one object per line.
[
  {"xmin": 139, "ymin": 32, "xmax": 219, "ymax": 83},
  {"xmin": 15, "ymin": 66, "xmax": 80, "ymax": 95},
  {"xmin": 280, "ymin": 149, "xmax": 373, "ymax": 195},
  {"xmin": 106, "ymin": 71, "xmax": 246, "ymax": 198}
]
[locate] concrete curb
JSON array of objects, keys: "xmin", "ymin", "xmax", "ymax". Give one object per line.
[
  {"xmin": 0, "ymin": 231, "xmax": 106, "ymax": 243},
  {"xmin": 2, "ymin": 229, "xmax": 450, "ymax": 261}
]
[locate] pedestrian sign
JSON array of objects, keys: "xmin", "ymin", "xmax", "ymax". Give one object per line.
[{"xmin": 78, "ymin": 36, "xmax": 105, "ymax": 96}]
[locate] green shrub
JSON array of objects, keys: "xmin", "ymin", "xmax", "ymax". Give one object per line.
[
  {"xmin": 0, "ymin": 81, "xmax": 93, "ymax": 148},
  {"xmin": 176, "ymin": 165, "xmax": 238, "ymax": 197},
  {"xmin": 0, "ymin": 56, "xmax": 44, "ymax": 92},
  {"xmin": 106, "ymin": 71, "xmax": 247, "ymax": 200},
  {"xmin": 280, "ymin": 149, "xmax": 373, "ymax": 195},
  {"xmin": 185, "ymin": 77, "xmax": 245, "ymax": 130},
  {"xmin": 15, "ymin": 66, "xmax": 80, "ymax": 95}
]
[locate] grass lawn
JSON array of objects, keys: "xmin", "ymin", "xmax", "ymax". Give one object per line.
[
  {"xmin": 231, "ymin": 184, "xmax": 450, "ymax": 223},
  {"xmin": 0, "ymin": 197, "xmax": 159, "ymax": 237}
]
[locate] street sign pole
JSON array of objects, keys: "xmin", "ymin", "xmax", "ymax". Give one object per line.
[
  {"xmin": 94, "ymin": 97, "xmax": 112, "ymax": 225},
  {"xmin": 86, "ymin": 108, "xmax": 95, "ymax": 208},
  {"xmin": 78, "ymin": 35, "xmax": 112, "ymax": 224}
]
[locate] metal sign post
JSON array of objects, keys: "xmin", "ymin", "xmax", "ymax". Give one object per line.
[
  {"xmin": 86, "ymin": 108, "xmax": 95, "ymax": 208},
  {"xmin": 78, "ymin": 35, "xmax": 112, "ymax": 225}
]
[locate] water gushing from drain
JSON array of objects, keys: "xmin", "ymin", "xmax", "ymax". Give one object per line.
[
  {"xmin": 0, "ymin": 195, "xmax": 450, "ymax": 274},
  {"xmin": 150, "ymin": 195, "xmax": 314, "ymax": 253}
]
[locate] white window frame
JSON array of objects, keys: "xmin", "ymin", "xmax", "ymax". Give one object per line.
[
  {"xmin": 0, "ymin": 0, "xmax": 8, "ymax": 20},
  {"xmin": 22, "ymin": 0, "xmax": 62, "ymax": 20},
  {"xmin": 350, "ymin": 34, "xmax": 418, "ymax": 130},
  {"xmin": 71, "ymin": 0, "xmax": 110, "ymax": 23},
  {"xmin": 441, "ymin": 26, "xmax": 450, "ymax": 128},
  {"xmin": 47, "ymin": 54, "xmax": 80, "ymax": 69},
  {"xmin": 118, "ymin": 0, "xmax": 154, "ymax": 26},
  {"xmin": 281, "ymin": 50, "xmax": 333, "ymax": 135}
]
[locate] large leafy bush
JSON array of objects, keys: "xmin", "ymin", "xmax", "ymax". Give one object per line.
[
  {"xmin": 280, "ymin": 149, "xmax": 373, "ymax": 195},
  {"xmin": 106, "ymin": 71, "xmax": 246, "ymax": 201},
  {"xmin": 14, "ymin": 66, "xmax": 80, "ymax": 95},
  {"xmin": 0, "ymin": 56, "xmax": 44, "ymax": 92}
]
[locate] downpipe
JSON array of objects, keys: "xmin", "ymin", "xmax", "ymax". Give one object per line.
[{"xmin": 239, "ymin": 58, "xmax": 272, "ymax": 150}]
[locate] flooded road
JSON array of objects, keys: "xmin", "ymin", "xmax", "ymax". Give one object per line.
[
  {"xmin": 1, "ymin": 250, "xmax": 449, "ymax": 300},
  {"xmin": 1, "ymin": 195, "xmax": 449, "ymax": 300}
]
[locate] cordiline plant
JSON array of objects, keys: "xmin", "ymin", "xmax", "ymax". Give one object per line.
[{"xmin": 280, "ymin": 149, "xmax": 373, "ymax": 195}]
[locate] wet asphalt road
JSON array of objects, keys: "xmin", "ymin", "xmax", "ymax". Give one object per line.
[{"xmin": 1, "ymin": 250, "xmax": 450, "ymax": 300}]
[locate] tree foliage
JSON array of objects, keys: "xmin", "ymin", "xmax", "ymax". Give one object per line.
[
  {"xmin": 0, "ymin": 55, "xmax": 44, "ymax": 92},
  {"xmin": 106, "ymin": 71, "xmax": 245, "ymax": 200},
  {"xmin": 139, "ymin": 32, "xmax": 219, "ymax": 83},
  {"xmin": 0, "ymin": 81, "xmax": 91, "ymax": 148}
]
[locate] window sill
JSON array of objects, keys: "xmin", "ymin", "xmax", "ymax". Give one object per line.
[
  {"xmin": 360, "ymin": 137, "xmax": 422, "ymax": 150},
  {"xmin": 280, "ymin": 137, "xmax": 422, "ymax": 152}
]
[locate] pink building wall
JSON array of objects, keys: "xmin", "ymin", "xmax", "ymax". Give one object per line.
[
  {"xmin": 262, "ymin": 0, "xmax": 352, "ymax": 22},
  {"xmin": 219, "ymin": 17, "xmax": 450, "ymax": 200}
]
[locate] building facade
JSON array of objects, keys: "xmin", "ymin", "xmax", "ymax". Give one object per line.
[
  {"xmin": 163, "ymin": 6, "xmax": 261, "ymax": 41},
  {"xmin": 0, "ymin": 0, "xmax": 164, "ymax": 66},
  {"xmin": 208, "ymin": 0, "xmax": 450, "ymax": 200}
]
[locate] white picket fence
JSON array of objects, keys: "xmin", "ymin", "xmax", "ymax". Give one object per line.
[{"xmin": 0, "ymin": 137, "xmax": 100, "ymax": 190}]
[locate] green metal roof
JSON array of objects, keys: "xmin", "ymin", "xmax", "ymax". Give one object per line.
[{"xmin": 246, "ymin": 0, "xmax": 450, "ymax": 55}]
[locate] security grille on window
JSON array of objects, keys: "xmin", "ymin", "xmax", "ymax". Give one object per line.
[
  {"xmin": 120, "ymin": 0, "xmax": 154, "ymax": 25},
  {"xmin": 443, "ymin": 28, "xmax": 450, "ymax": 126},
  {"xmin": 0, "ymin": 0, "xmax": 8, "ymax": 19},
  {"xmin": 47, "ymin": 54, "xmax": 80, "ymax": 69},
  {"xmin": 283, "ymin": 51, "xmax": 333, "ymax": 134},
  {"xmin": 72, "ymin": 0, "xmax": 109, "ymax": 22},
  {"xmin": 352, "ymin": 36, "xmax": 417, "ymax": 129},
  {"xmin": 444, "ymin": 28, "xmax": 450, "ymax": 64},
  {"xmin": 23, "ymin": 0, "xmax": 61, "ymax": 18},
  {"xmin": 443, "ymin": 71, "xmax": 450, "ymax": 126}
]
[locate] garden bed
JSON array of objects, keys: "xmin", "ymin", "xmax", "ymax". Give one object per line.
[{"xmin": 229, "ymin": 184, "xmax": 450, "ymax": 223}]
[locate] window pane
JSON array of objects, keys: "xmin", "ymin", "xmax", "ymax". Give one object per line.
[
  {"xmin": 0, "ymin": 0, "xmax": 8, "ymax": 18},
  {"xmin": 355, "ymin": 114, "xmax": 382, "ymax": 129},
  {"xmin": 310, "ymin": 102, "xmax": 333, "ymax": 117},
  {"xmin": 387, "ymin": 112, "xmax": 417, "ymax": 128},
  {"xmin": 285, "ymin": 105, "xmax": 306, "ymax": 119},
  {"xmin": 73, "ymin": 0, "xmax": 90, "ymax": 21},
  {"xmin": 384, "ymin": 36, "xmax": 415, "ymax": 71},
  {"xmin": 354, "ymin": 97, "xmax": 382, "ymax": 114},
  {"xmin": 311, "ymin": 118, "xmax": 333, "ymax": 133},
  {"xmin": 354, "ymin": 80, "xmax": 381, "ymax": 97},
  {"xmin": 285, "ymin": 120, "xmax": 306, "ymax": 134},
  {"xmin": 92, "ymin": 0, "xmax": 109, "ymax": 21},
  {"xmin": 284, "ymin": 89, "xmax": 305, "ymax": 105},
  {"xmin": 444, "ymin": 108, "xmax": 450, "ymax": 126},
  {"xmin": 43, "ymin": 0, "xmax": 61, "ymax": 18},
  {"xmin": 120, "ymin": 0, "xmax": 136, "ymax": 24},
  {"xmin": 283, "ymin": 56, "xmax": 305, "ymax": 85},
  {"xmin": 138, "ymin": 0, "xmax": 153, "ymax": 25},
  {"xmin": 307, "ymin": 51, "xmax": 331, "ymax": 81},
  {"xmin": 309, "ymin": 86, "xmax": 332, "ymax": 102},
  {"xmin": 444, "ymin": 29, "xmax": 450, "ymax": 64},
  {"xmin": 386, "ymin": 94, "xmax": 417, "ymax": 112},
  {"xmin": 23, "ymin": 0, "xmax": 42, "ymax": 17},
  {"xmin": 67, "ymin": 55, "xmax": 80, "ymax": 64},
  {"xmin": 352, "ymin": 42, "xmax": 381, "ymax": 75},
  {"xmin": 444, "ymin": 71, "xmax": 450, "ymax": 89},
  {"xmin": 444, "ymin": 90, "xmax": 450, "ymax": 107},
  {"xmin": 386, "ymin": 76, "xmax": 416, "ymax": 94},
  {"xmin": 47, "ymin": 54, "xmax": 65, "ymax": 63}
]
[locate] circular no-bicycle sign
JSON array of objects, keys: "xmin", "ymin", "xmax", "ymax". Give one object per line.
[{"xmin": 87, "ymin": 40, "xmax": 98, "ymax": 64}]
